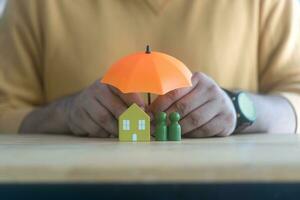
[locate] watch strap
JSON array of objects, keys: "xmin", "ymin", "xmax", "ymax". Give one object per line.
[{"xmin": 223, "ymin": 89, "xmax": 254, "ymax": 132}]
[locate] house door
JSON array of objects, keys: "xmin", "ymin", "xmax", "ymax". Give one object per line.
[{"xmin": 132, "ymin": 134, "xmax": 137, "ymax": 141}]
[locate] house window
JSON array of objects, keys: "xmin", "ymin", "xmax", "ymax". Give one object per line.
[
  {"xmin": 132, "ymin": 134, "xmax": 137, "ymax": 141},
  {"xmin": 138, "ymin": 120, "xmax": 145, "ymax": 130},
  {"xmin": 123, "ymin": 120, "xmax": 130, "ymax": 130}
]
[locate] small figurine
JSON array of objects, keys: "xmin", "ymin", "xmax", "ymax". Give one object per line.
[
  {"xmin": 155, "ymin": 112, "xmax": 168, "ymax": 141},
  {"xmin": 168, "ymin": 112, "xmax": 181, "ymax": 141}
]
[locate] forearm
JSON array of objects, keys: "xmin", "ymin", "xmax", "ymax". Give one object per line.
[
  {"xmin": 242, "ymin": 93, "xmax": 296, "ymax": 134},
  {"xmin": 19, "ymin": 96, "xmax": 72, "ymax": 134}
]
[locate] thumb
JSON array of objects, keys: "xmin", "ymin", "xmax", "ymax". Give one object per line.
[{"xmin": 108, "ymin": 86, "xmax": 145, "ymax": 108}]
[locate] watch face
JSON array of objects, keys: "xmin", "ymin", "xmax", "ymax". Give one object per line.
[{"xmin": 238, "ymin": 93, "xmax": 256, "ymax": 121}]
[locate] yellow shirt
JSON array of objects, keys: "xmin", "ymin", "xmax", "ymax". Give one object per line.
[{"xmin": 1, "ymin": 0, "xmax": 300, "ymax": 133}]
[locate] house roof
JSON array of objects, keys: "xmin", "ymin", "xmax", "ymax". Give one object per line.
[{"xmin": 119, "ymin": 103, "xmax": 150, "ymax": 120}]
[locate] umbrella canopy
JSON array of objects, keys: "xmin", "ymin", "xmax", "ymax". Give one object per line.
[
  {"xmin": 101, "ymin": 46, "xmax": 192, "ymax": 95},
  {"xmin": 101, "ymin": 46, "xmax": 192, "ymax": 96}
]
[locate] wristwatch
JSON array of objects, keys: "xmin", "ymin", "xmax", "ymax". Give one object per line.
[{"xmin": 223, "ymin": 89, "xmax": 256, "ymax": 132}]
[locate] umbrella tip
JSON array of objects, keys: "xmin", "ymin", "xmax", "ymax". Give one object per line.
[{"xmin": 145, "ymin": 45, "xmax": 151, "ymax": 54}]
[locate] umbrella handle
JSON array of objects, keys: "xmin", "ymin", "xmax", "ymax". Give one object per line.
[{"xmin": 148, "ymin": 93, "xmax": 151, "ymax": 105}]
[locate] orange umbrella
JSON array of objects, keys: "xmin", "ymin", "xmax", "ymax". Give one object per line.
[{"xmin": 101, "ymin": 45, "xmax": 192, "ymax": 104}]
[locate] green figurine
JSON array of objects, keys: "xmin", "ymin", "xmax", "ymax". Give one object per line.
[
  {"xmin": 155, "ymin": 112, "xmax": 167, "ymax": 141},
  {"xmin": 168, "ymin": 112, "xmax": 181, "ymax": 141}
]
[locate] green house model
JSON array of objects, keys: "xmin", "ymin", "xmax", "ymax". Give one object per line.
[{"xmin": 119, "ymin": 103, "xmax": 150, "ymax": 142}]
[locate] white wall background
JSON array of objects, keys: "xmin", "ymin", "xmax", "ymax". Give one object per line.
[{"xmin": 0, "ymin": 0, "xmax": 6, "ymax": 17}]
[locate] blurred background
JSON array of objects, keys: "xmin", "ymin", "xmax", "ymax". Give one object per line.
[
  {"xmin": 0, "ymin": 0, "xmax": 300, "ymax": 17},
  {"xmin": 0, "ymin": 0, "xmax": 299, "ymax": 17},
  {"xmin": 0, "ymin": 0, "xmax": 6, "ymax": 16}
]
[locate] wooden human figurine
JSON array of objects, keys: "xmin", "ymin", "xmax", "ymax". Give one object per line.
[
  {"xmin": 168, "ymin": 112, "xmax": 181, "ymax": 141},
  {"xmin": 155, "ymin": 112, "xmax": 167, "ymax": 141}
]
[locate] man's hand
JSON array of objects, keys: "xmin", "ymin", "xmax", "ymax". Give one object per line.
[
  {"xmin": 20, "ymin": 80, "xmax": 144, "ymax": 137},
  {"xmin": 148, "ymin": 72, "xmax": 237, "ymax": 137},
  {"xmin": 65, "ymin": 81, "xmax": 144, "ymax": 137}
]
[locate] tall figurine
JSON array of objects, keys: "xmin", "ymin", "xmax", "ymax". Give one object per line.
[
  {"xmin": 155, "ymin": 112, "xmax": 168, "ymax": 141},
  {"xmin": 168, "ymin": 112, "xmax": 181, "ymax": 141}
]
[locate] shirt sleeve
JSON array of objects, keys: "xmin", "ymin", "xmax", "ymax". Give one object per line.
[
  {"xmin": 258, "ymin": 0, "xmax": 300, "ymax": 133},
  {"xmin": 0, "ymin": 0, "xmax": 44, "ymax": 133}
]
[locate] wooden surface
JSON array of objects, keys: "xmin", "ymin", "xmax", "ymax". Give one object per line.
[{"xmin": 0, "ymin": 133, "xmax": 300, "ymax": 183}]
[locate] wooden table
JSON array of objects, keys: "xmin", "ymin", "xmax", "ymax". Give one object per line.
[{"xmin": 0, "ymin": 133, "xmax": 300, "ymax": 183}]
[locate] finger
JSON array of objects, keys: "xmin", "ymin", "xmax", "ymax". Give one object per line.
[
  {"xmin": 165, "ymin": 82, "xmax": 210, "ymax": 119},
  {"xmin": 81, "ymin": 110, "xmax": 111, "ymax": 138},
  {"xmin": 83, "ymin": 97, "xmax": 118, "ymax": 135},
  {"xmin": 184, "ymin": 114, "xmax": 228, "ymax": 138},
  {"xmin": 148, "ymin": 73, "xmax": 200, "ymax": 115},
  {"xmin": 165, "ymin": 72, "xmax": 224, "ymax": 118},
  {"xmin": 148, "ymin": 72, "xmax": 212, "ymax": 117},
  {"xmin": 93, "ymin": 81, "xmax": 128, "ymax": 118},
  {"xmin": 68, "ymin": 121, "xmax": 88, "ymax": 137},
  {"xmin": 67, "ymin": 105, "xmax": 88, "ymax": 136},
  {"xmin": 108, "ymin": 85, "xmax": 145, "ymax": 108},
  {"xmin": 88, "ymin": 125, "xmax": 111, "ymax": 138},
  {"xmin": 70, "ymin": 107, "xmax": 110, "ymax": 138},
  {"xmin": 180, "ymin": 99, "xmax": 221, "ymax": 134}
]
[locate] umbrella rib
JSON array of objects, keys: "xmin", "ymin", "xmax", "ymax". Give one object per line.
[
  {"xmin": 126, "ymin": 56, "xmax": 165, "ymax": 94},
  {"xmin": 163, "ymin": 55, "xmax": 193, "ymax": 87},
  {"xmin": 150, "ymin": 58, "xmax": 164, "ymax": 94},
  {"xmin": 123, "ymin": 56, "xmax": 144, "ymax": 92}
]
